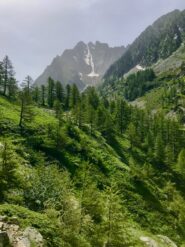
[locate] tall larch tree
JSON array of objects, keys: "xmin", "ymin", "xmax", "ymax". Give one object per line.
[
  {"xmin": 55, "ymin": 81, "xmax": 65, "ymax": 105},
  {"xmin": 70, "ymin": 84, "xmax": 80, "ymax": 108},
  {"xmin": 22, "ymin": 75, "xmax": 33, "ymax": 96},
  {"xmin": 2, "ymin": 56, "xmax": 15, "ymax": 96},
  {"xmin": 41, "ymin": 85, "xmax": 46, "ymax": 106},
  {"xmin": 0, "ymin": 141, "xmax": 21, "ymax": 201},
  {"xmin": 65, "ymin": 84, "xmax": 71, "ymax": 110},
  {"xmin": 19, "ymin": 77, "xmax": 34, "ymax": 131},
  {"xmin": 47, "ymin": 77, "xmax": 55, "ymax": 108}
]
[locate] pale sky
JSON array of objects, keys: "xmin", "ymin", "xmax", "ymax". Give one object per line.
[{"xmin": 0, "ymin": 0, "xmax": 185, "ymax": 82}]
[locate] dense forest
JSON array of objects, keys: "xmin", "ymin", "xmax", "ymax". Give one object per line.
[{"xmin": 0, "ymin": 55, "xmax": 185, "ymax": 246}]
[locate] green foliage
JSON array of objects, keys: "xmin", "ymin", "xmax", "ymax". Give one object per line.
[
  {"xmin": 0, "ymin": 63, "xmax": 185, "ymax": 246},
  {"xmin": 0, "ymin": 141, "xmax": 23, "ymax": 202},
  {"xmin": 55, "ymin": 80, "xmax": 65, "ymax": 104},
  {"xmin": 102, "ymin": 183, "xmax": 132, "ymax": 246},
  {"xmin": 0, "ymin": 204, "xmax": 63, "ymax": 247},
  {"xmin": 19, "ymin": 90, "xmax": 34, "ymax": 131},
  {"xmin": 70, "ymin": 84, "xmax": 80, "ymax": 108},
  {"xmin": 154, "ymin": 133, "xmax": 165, "ymax": 164},
  {"xmin": 47, "ymin": 77, "xmax": 55, "ymax": 108},
  {"xmin": 1, "ymin": 55, "xmax": 17, "ymax": 97},
  {"xmin": 24, "ymin": 164, "xmax": 73, "ymax": 211},
  {"xmin": 126, "ymin": 123, "xmax": 137, "ymax": 149},
  {"xmin": 124, "ymin": 69, "xmax": 157, "ymax": 101},
  {"xmin": 177, "ymin": 149, "xmax": 185, "ymax": 175}
]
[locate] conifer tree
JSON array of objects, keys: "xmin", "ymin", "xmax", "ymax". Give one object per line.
[
  {"xmin": 145, "ymin": 130, "xmax": 155, "ymax": 161},
  {"xmin": 0, "ymin": 141, "xmax": 21, "ymax": 201},
  {"xmin": 2, "ymin": 56, "xmax": 15, "ymax": 96},
  {"xmin": 96, "ymin": 104, "xmax": 114, "ymax": 140},
  {"xmin": 74, "ymin": 162, "xmax": 103, "ymax": 241},
  {"xmin": 87, "ymin": 104, "xmax": 96, "ymax": 135},
  {"xmin": 165, "ymin": 144, "xmax": 175, "ymax": 166},
  {"xmin": 154, "ymin": 133, "xmax": 165, "ymax": 164},
  {"xmin": 0, "ymin": 62, "xmax": 4, "ymax": 93},
  {"xmin": 96, "ymin": 105, "xmax": 107, "ymax": 133},
  {"xmin": 168, "ymin": 120, "xmax": 182, "ymax": 160},
  {"xmin": 54, "ymin": 99, "xmax": 62, "ymax": 119},
  {"xmin": 177, "ymin": 149, "xmax": 185, "ymax": 175},
  {"xmin": 87, "ymin": 87, "xmax": 99, "ymax": 110},
  {"xmin": 109, "ymin": 100, "xmax": 116, "ymax": 114},
  {"xmin": 8, "ymin": 77, "xmax": 18, "ymax": 99},
  {"xmin": 19, "ymin": 86, "xmax": 34, "ymax": 131},
  {"xmin": 55, "ymin": 81, "xmax": 65, "ymax": 105},
  {"xmin": 126, "ymin": 123, "xmax": 138, "ymax": 149},
  {"xmin": 47, "ymin": 77, "xmax": 55, "ymax": 108},
  {"xmin": 22, "ymin": 75, "xmax": 33, "ymax": 96},
  {"xmin": 32, "ymin": 86, "xmax": 40, "ymax": 104},
  {"xmin": 103, "ymin": 183, "xmax": 130, "ymax": 247},
  {"xmin": 65, "ymin": 84, "xmax": 71, "ymax": 110},
  {"xmin": 70, "ymin": 84, "xmax": 80, "ymax": 108},
  {"xmin": 41, "ymin": 85, "xmax": 46, "ymax": 106},
  {"xmin": 75, "ymin": 100, "xmax": 85, "ymax": 129},
  {"xmin": 115, "ymin": 99, "xmax": 129, "ymax": 134}
]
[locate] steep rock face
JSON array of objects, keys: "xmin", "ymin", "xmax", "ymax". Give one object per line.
[
  {"xmin": 34, "ymin": 41, "xmax": 125, "ymax": 90},
  {"xmin": 104, "ymin": 9, "xmax": 185, "ymax": 82}
]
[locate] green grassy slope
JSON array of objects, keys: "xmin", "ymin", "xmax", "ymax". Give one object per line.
[{"xmin": 0, "ymin": 96, "xmax": 185, "ymax": 246}]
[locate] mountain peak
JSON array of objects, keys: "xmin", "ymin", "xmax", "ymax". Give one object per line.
[
  {"xmin": 35, "ymin": 41, "xmax": 126, "ymax": 90},
  {"xmin": 75, "ymin": 41, "xmax": 86, "ymax": 48}
]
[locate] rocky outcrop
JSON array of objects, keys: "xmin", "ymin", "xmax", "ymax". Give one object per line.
[
  {"xmin": 140, "ymin": 235, "xmax": 177, "ymax": 247},
  {"xmin": 157, "ymin": 235, "xmax": 177, "ymax": 247},
  {"xmin": 0, "ymin": 217, "xmax": 43, "ymax": 247},
  {"xmin": 140, "ymin": 236, "xmax": 158, "ymax": 247}
]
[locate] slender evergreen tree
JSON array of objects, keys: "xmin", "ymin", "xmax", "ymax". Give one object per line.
[
  {"xmin": 19, "ymin": 87, "xmax": 34, "ymax": 131},
  {"xmin": 55, "ymin": 81, "xmax": 65, "ymax": 105},
  {"xmin": 70, "ymin": 84, "xmax": 80, "ymax": 108},
  {"xmin": 41, "ymin": 85, "xmax": 46, "ymax": 106},
  {"xmin": 0, "ymin": 141, "xmax": 21, "ymax": 201},
  {"xmin": 22, "ymin": 75, "xmax": 33, "ymax": 96},
  {"xmin": 65, "ymin": 84, "xmax": 71, "ymax": 110},
  {"xmin": 177, "ymin": 149, "xmax": 185, "ymax": 175},
  {"xmin": 2, "ymin": 56, "xmax": 15, "ymax": 96},
  {"xmin": 47, "ymin": 77, "xmax": 55, "ymax": 108}
]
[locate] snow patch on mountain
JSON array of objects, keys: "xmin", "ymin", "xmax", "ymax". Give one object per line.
[
  {"xmin": 178, "ymin": 26, "xmax": 183, "ymax": 32},
  {"xmin": 173, "ymin": 34, "xmax": 178, "ymax": 40},
  {"xmin": 84, "ymin": 45, "xmax": 91, "ymax": 66},
  {"xmin": 85, "ymin": 44, "xmax": 99, "ymax": 77},
  {"xmin": 88, "ymin": 71, "xmax": 99, "ymax": 77},
  {"xmin": 79, "ymin": 72, "xmax": 83, "ymax": 80},
  {"xmin": 136, "ymin": 65, "xmax": 145, "ymax": 71}
]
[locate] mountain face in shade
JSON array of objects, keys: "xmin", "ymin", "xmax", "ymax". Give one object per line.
[
  {"xmin": 104, "ymin": 9, "xmax": 185, "ymax": 83},
  {"xmin": 34, "ymin": 41, "xmax": 126, "ymax": 90}
]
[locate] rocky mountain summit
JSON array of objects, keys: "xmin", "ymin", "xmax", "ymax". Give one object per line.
[{"xmin": 34, "ymin": 41, "xmax": 126, "ymax": 90}]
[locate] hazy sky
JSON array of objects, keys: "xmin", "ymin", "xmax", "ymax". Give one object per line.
[{"xmin": 0, "ymin": 0, "xmax": 185, "ymax": 81}]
